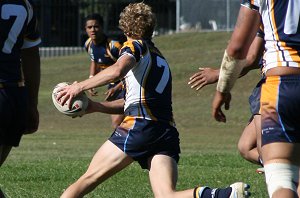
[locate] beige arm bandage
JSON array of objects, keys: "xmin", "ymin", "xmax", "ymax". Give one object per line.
[{"xmin": 216, "ymin": 50, "xmax": 247, "ymax": 93}]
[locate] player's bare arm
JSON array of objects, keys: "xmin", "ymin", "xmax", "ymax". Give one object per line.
[
  {"xmin": 227, "ymin": 7, "xmax": 261, "ymax": 58},
  {"xmin": 212, "ymin": 6, "xmax": 260, "ymax": 122},
  {"xmin": 57, "ymin": 55, "xmax": 135, "ymax": 107},
  {"xmin": 188, "ymin": 68, "xmax": 220, "ymax": 90},
  {"xmin": 189, "ymin": 34, "xmax": 263, "ymax": 92}
]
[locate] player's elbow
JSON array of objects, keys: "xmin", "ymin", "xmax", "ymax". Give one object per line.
[{"xmin": 227, "ymin": 43, "xmax": 247, "ymax": 59}]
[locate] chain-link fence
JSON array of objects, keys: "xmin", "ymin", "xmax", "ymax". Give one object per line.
[
  {"xmin": 33, "ymin": 0, "xmax": 241, "ymax": 57},
  {"xmin": 179, "ymin": 0, "xmax": 240, "ymax": 31}
]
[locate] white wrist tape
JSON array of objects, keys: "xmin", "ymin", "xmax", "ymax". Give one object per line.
[
  {"xmin": 265, "ymin": 163, "xmax": 299, "ymax": 197},
  {"xmin": 216, "ymin": 50, "xmax": 246, "ymax": 93}
]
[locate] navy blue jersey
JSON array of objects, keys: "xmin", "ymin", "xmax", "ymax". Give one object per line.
[
  {"xmin": 119, "ymin": 39, "xmax": 174, "ymax": 125},
  {"xmin": 0, "ymin": 0, "xmax": 41, "ymax": 83},
  {"xmin": 84, "ymin": 37, "xmax": 122, "ymax": 70}
]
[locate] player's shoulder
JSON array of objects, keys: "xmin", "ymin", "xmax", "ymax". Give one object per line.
[
  {"xmin": 122, "ymin": 39, "xmax": 144, "ymax": 49},
  {"xmin": 107, "ymin": 38, "xmax": 122, "ymax": 50},
  {"xmin": 84, "ymin": 38, "xmax": 92, "ymax": 49}
]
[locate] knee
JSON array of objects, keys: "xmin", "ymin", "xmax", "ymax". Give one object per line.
[{"xmin": 237, "ymin": 141, "xmax": 248, "ymax": 159}]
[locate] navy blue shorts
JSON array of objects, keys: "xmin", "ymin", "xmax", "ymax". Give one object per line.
[
  {"xmin": 248, "ymin": 78, "xmax": 265, "ymax": 116},
  {"xmin": 261, "ymin": 75, "xmax": 300, "ymax": 145},
  {"xmin": 109, "ymin": 117, "xmax": 181, "ymax": 169},
  {"xmin": 0, "ymin": 87, "xmax": 28, "ymax": 146}
]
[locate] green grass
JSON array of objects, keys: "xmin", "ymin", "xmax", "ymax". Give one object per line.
[{"xmin": 0, "ymin": 32, "xmax": 267, "ymax": 197}]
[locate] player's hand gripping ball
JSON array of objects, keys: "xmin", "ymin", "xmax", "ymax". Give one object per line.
[{"xmin": 52, "ymin": 82, "xmax": 88, "ymax": 117}]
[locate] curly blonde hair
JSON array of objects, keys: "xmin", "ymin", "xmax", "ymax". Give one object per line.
[{"xmin": 119, "ymin": 2, "xmax": 156, "ymax": 40}]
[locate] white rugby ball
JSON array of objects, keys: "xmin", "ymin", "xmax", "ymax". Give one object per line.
[{"xmin": 52, "ymin": 82, "xmax": 88, "ymax": 117}]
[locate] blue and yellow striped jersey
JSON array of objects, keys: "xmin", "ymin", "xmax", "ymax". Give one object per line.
[{"xmin": 119, "ymin": 39, "xmax": 175, "ymax": 125}]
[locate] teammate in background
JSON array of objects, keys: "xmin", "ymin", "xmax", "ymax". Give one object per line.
[
  {"xmin": 0, "ymin": 0, "xmax": 41, "ymax": 196},
  {"xmin": 58, "ymin": 3, "xmax": 249, "ymax": 198},
  {"xmin": 84, "ymin": 13, "xmax": 124, "ymax": 129},
  {"xmin": 188, "ymin": 33, "xmax": 265, "ymax": 169},
  {"xmin": 211, "ymin": 1, "xmax": 300, "ymax": 197}
]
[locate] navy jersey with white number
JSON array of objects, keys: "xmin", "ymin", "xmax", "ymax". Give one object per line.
[
  {"xmin": 0, "ymin": 0, "xmax": 41, "ymax": 83},
  {"xmin": 119, "ymin": 39, "xmax": 174, "ymax": 125}
]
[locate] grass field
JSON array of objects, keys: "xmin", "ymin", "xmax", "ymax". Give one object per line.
[{"xmin": 0, "ymin": 32, "xmax": 268, "ymax": 197}]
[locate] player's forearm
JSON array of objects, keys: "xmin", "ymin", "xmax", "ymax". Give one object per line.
[
  {"xmin": 79, "ymin": 56, "xmax": 134, "ymax": 91},
  {"xmin": 80, "ymin": 65, "xmax": 122, "ymax": 91},
  {"xmin": 21, "ymin": 46, "xmax": 41, "ymax": 107},
  {"xmin": 216, "ymin": 50, "xmax": 246, "ymax": 93}
]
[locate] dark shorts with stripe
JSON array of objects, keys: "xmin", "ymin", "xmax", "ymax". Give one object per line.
[
  {"xmin": 261, "ymin": 75, "xmax": 300, "ymax": 146},
  {"xmin": 247, "ymin": 78, "xmax": 265, "ymax": 123},
  {"xmin": 0, "ymin": 87, "xmax": 28, "ymax": 147},
  {"xmin": 248, "ymin": 78, "xmax": 265, "ymax": 115},
  {"xmin": 109, "ymin": 117, "xmax": 181, "ymax": 169}
]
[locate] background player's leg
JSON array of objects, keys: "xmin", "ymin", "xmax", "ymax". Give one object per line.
[{"xmin": 238, "ymin": 118, "xmax": 259, "ymax": 164}]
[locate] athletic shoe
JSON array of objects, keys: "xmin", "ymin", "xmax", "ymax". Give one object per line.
[
  {"xmin": 229, "ymin": 182, "xmax": 250, "ymax": 198},
  {"xmin": 256, "ymin": 167, "xmax": 265, "ymax": 174}
]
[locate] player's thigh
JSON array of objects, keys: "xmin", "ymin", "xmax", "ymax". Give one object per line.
[
  {"xmin": 83, "ymin": 140, "xmax": 134, "ymax": 182},
  {"xmin": 148, "ymin": 154, "xmax": 178, "ymax": 195},
  {"xmin": 262, "ymin": 143, "xmax": 300, "ymax": 165}
]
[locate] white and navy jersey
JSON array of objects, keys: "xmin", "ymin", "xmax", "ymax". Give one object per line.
[
  {"xmin": 84, "ymin": 37, "xmax": 122, "ymax": 70},
  {"xmin": 119, "ymin": 39, "xmax": 175, "ymax": 125},
  {"xmin": 242, "ymin": 0, "xmax": 300, "ymax": 72},
  {"xmin": 0, "ymin": 0, "xmax": 41, "ymax": 83}
]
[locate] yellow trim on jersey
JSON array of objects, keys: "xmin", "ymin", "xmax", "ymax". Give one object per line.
[
  {"xmin": 85, "ymin": 38, "xmax": 92, "ymax": 52},
  {"xmin": 122, "ymin": 40, "xmax": 136, "ymax": 54}
]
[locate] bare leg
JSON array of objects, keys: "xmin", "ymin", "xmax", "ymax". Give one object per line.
[
  {"xmin": 262, "ymin": 143, "xmax": 300, "ymax": 198},
  {"xmin": 148, "ymin": 155, "xmax": 249, "ymax": 198},
  {"xmin": 148, "ymin": 155, "xmax": 194, "ymax": 198},
  {"xmin": 237, "ymin": 118, "xmax": 259, "ymax": 164},
  {"xmin": 110, "ymin": 114, "xmax": 124, "ymax": 129},
  {"xmin": 60, "ymin": 140, "xmax": 133, "ymax": 198}
]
